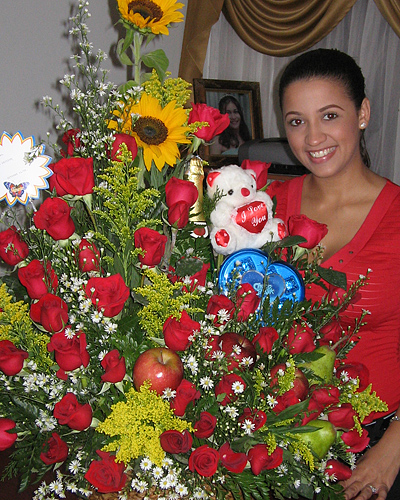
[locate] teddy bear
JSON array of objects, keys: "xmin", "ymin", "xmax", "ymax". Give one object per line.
[{"xmin": 206, "ymin": 164, "xmax": 286, "ymax": 255}]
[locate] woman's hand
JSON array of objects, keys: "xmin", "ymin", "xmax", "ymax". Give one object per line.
[{"xmin": 340, "ymin": 418, "xmax": 400, "ymax": 499}]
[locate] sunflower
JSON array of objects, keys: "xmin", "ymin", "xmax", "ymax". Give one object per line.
[
  {"xmin": 117, "ymin": 0, "xmax": 184, "ymax": 35},
  {"xmin": 110, "ymin": 93, "xmax": 191, "ymax": 171}
]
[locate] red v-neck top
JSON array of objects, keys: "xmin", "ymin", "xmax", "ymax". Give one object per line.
[{"xmin": 269, "ymin": 176, "xmax": 400, "ymax": 415}]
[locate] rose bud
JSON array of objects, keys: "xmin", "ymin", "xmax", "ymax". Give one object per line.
[
  {"xmin": 30, "ymin": 293, "xmax": 69, "ymax": 333},
  {"xmin": 188, "ymin": 444, "xmax": 220, "ymax": 477},
  {"xmin": 165, "ymin": 177, "xmax": 198, "ymax": 208},
  {"xmin": 341, "ymin": 428, "xmax": 370, "ymax": 453},
  {"xmin": 0, "ymin": 418, "xmax": 17, "ymax": 451},
  {"xmin": 188, "ymin": 103, "xmax": 230, "ymax": 142},
  {"xmin": 0, "ymin": 340, "xmax": 29, "ymax": 376},
  {"xmin": 85, "ymin": 450, "xmax": 127, "ymax": 493},
  {"xmin": 33, "ymin": 197, "xmax": 75, "ymax": 241},
  {"xmin": 252, "ymin": 326, "xmax": 279, "ymax": 354},
  {"xmin": 327, "ymin": 403, "xmax": 357, "ymax": 430},
  {"xmin": 86, "ymin": 274, "xmax": 130, "ymax": 318},
  {"xmin": 236, "ymin": 283, "xmax": 260, "ymax": 321},
  {"xmin": 171, "ymin": 379, "xmax": 201, "ymax": 417},
  {"xmin": 0, "ymin": 226, "xmax": 29, "ymax": 266},
  {"xmin": 134, "ymin": 227, "xmax": 167, "ymax": 267},
  {"xmin": 160, "ymin": 429, "xmax": 193, "ymax": 454},
  {"xmin": 219, "ymin": 442, "xmax": 248, "ymax": 473},
  {"xmin": 61, "ymin": 128, "xmax": 81, "ymax": 157},
  {"xmin": 18, "ymin": 259, "xmax": 58, "ymax": 299},
  {"xmin": 194, "ymin": 412, "xmax": 217, "ymax": 439},
  {"xmin": 241, "ymin": 160, "xmax": 271, "ymax": 190},
  {"xmin": 206, "ymin": 294, "xmax": 235, "ymax": 326},
  {"xmin": 310, "ymin": 385, "xmax": 340, "ymax": 407},
  {"xmin": 325, "ymin": 459, "xmax": 352, "ymax": 481},
  {"xmin": 111, "ymin": 133, "xmax": 138, "ymax": 161},
  {"xmin": 163, "ymin": 310, "xmax": 201, "ymax": 352},
  {"xmin": 101, "ymin": 350, "xmax": 126, "ymax": 383},
  {"xmin": 248, "ymin": 444, "xmax": 283, "ymax": 475},
  {"xmin": 53, "ymin": 392, "xmax": 92, "ymax": 431},
  {"xmin": 47, "ymin": 330, "xmax": 90, "ymax": 380},
  {"xmin": 49, "ymin": 157, "xmax": 94, "ymax": 197},
  {"xmin": 40, "ymin": 432, "xmax": 69, "ymax": 465},
  {"xmin": 288, "ymin": 214, "xmax": 328, "ymax": 249},
  {"xmin": 76, "ymin": 239, "xmax": 101, "ymax": 273}
]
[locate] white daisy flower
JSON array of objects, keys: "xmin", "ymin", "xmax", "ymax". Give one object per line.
[
  {"xmin": 232, "ymin": 381, "xmax": 244, "ymax": 394},
  {"xmin": 140, "ymin": 457, "xmax": 153, "ymax": 471},
  {"xmin": 241, "ymin": 419, "xmax": 255, "ymax": 435},
  {"xmin": 199, "ymin": 377, "xmax": 214, "ymax": 390}
]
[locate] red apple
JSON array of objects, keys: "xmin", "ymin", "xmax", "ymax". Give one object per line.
[
  {"xmin": 270, "ymin": 363, "xmax": 309, "ymax": 401},
  {"xmin": 133, "ymin": 347, "xmax": 184, "ymax": 395},
  {"xmin": 219, "ymin": 332, "xmax": 257, "ymax": 370}
]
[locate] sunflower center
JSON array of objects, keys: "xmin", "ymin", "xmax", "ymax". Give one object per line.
[
  {"xmin": 128, "ymin": 0, "xmax": 163, "ymax": 22},
  {"xmin": 133, "ymin": 116, "xmax": 168, "ymax": 145}
]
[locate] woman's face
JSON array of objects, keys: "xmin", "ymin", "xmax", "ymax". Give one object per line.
[
  {"xmin": 282, "ymin": 78, "xmax": 370, "ymax": 179},
  {"xmin": 225, "ymin": 101, "xmax": 241, "ymax": 130}
]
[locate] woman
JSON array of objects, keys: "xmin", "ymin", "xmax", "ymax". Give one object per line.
[
  {"xmin": 269, "ymin": 48, "xmax": 400, "ymax": 500},
  {"xmin": 210, "ymin": 95, "xmax": 251, "ymax": 155}
]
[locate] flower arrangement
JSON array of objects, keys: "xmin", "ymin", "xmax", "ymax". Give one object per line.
[{"xmin": 0, "ymin": 2, "xmax": 387, "ymax": 500}]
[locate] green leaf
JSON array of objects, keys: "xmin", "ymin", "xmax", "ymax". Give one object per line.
[
  {"xmin": 317, "ymin": 265, "xmax": 347, "ymax": 289},
  {"xmin": 121, "ymin": 29, "xmax": 134, "ymax": 54},
  {"xmin": 175, "ymin": 257, "xmax": 203, "ymax": 277},
  {"xmin": 141, "ymin": 49, "xmax": 169, "ymax": 80},
  {"xmin": 117, "ymin": 38, "xmax": 133, "ymax": 66}
]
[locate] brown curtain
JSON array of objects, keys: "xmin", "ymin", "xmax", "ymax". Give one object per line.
[
  {"xmin": 178, "ymin": 0, "xmax": 225, "ymax": 84},
  {"xmin": 178, "ymin": 0, "xmax": 400, "ymax": 84},
  {"xmin": 374, "ymin": 0, "xmax": 400, "ymax": 38}
]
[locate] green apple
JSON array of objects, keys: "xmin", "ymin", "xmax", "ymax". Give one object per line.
[
  {"xmin": 295, "ymin": 419, "xmax": 336, "ymax": 459},
  {"xmin": 300, "ymin": 345, "xmax": 336, "ymax": 384}
]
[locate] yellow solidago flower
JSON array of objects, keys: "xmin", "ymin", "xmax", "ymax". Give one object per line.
[
  {"xmin": 109, "ymin": 93, "xmax": 191, "ymax": 171},
  {"xmin": 97, "ymin": 382, "xmax": 191, "ymax": 466},
  {"xmin": 116, "ymin": 0, "xmax": 184, "ymax": 35}
]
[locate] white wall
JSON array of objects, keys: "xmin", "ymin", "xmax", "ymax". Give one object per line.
[{"xmin": 0, "ymin": 0, "xmax": 187, "ymax": 148}]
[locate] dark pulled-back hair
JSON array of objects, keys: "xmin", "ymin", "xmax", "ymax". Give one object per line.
[
  {"xmin": 218, "ymin": 95, "xmax": 251, "ymax": 150},
  {"xmin": 279, "ymin": 48, "xmax": 370, "ymax": 167}
]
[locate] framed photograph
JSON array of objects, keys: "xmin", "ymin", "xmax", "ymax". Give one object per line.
[{"xmin": 193, "ymin": 79, "xmax": 263, "ymax": 168}]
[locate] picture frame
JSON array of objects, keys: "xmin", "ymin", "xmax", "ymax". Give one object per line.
[{"xmin": 193, "ymin": 78, "xmax": 263, "ymax": 168}]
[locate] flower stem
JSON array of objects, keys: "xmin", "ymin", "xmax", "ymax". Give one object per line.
[{"xmin": 133, "ymin": 32, "xmax": 143, "ymax": 84}]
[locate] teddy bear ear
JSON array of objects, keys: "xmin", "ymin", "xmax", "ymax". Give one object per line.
[{"xmin": 206, "ymin": 171, "xmax": 221, "ymax": 188}]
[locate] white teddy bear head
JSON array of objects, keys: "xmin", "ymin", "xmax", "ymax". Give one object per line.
[{"xmin": 206, "ymin": 164, "xmax": 258, "ymax": 208}]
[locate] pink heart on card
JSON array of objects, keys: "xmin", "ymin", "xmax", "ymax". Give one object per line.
[{"xmin": 235, "ymin": 201, "xmax": 268, "ymax": 234}]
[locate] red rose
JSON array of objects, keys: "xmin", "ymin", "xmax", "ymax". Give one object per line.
[
  {"xmin": 165, "ymin": 177, "xmax": 198, "ymax": 207},
  {"xmin": 33, "ymin": 197, "xmax": 75, "ymax": 241},
  {"xmin": 49, "ymin": 157, "xmax": 94, "ymax": 197},
  {"xmin": 252, "ymin": 326, "xmax": 279, "ymax": 354},
  {"xmin": 311, "ymin": 386, "xmax": 340, "ymax": 407},
  {"xmin": 0, "ymin": 340, "xmax": 28, "ymax": 376},
  {"xmin": 47, "ymin": 330, "xmax": 90, "ymax": 380},
  {"xmin": 101, "ymin": 349, "xmax": 126, "ymax": 383},
  {"xmin": 219, "ymin": 442, "xmax": 247, "ymax": 473},
  {"xmin": 188, "ymin": 103, "xmax": 230, "ymax": 142},
  {"xmin": 272, "ymin": 388, "xmax": 301, "ymax": 415},
  {"xmin": 170, "ymin": 259, "xmax": 210, "ymax": 292},
  {"xmin": 215, "ymin": 373, "xmax": 246, "ymax": 406},
  {"xmin": 165, "ymin": 177, "xmax": 199, "ymax": 229},
  {"xmin": 76, "ymin": 239, "xmax": 101, "ymax": 273},
  {"xmin": 206, "ymin": 294, "xmax": 235, "ymax": 326},
  {"xmin": 194, "ymin": 412, "xmax": 217, "ymax": 439},
  {"xmin": 134, "ymin": 227, "xmax": 167, "ymax": 267},
  {"xmin": 61, "ymin": 128, "xmax": 81, "ymax": 157},
  {"xmin": 171, "ymin": 379, "xmax": 201, "ymax": 416},
  {"xmin": 188, "ymin": 444, "xmax": 219, "ymax": 477},
  {"xmin": 85, "ymin": 450, "xmax": 127, "ymax": 493},
  {"xmin": 18, "ymin": 259, "xmax": 58, "ymax": 299},
  {"xmin": 111, "ymin": 133, "xmax": 138, "ymax": 161},
  {"xmin": 0, "ymin": 418, "xmax": 17, "ymax": 451},
  {"xmin": 319, "ymin": 318, "xmax": 343, "ymax": 347},
  {"xmin": 40, "ymin": 432, "xmax": 69, "ymax": 465},
  {"xmin": 0, "ymin": 226, "xmax": 29, "ymax": 266},
  {"xmin": 325, "ymin": 459, "xmax": 352, "ymax": 481},
  {"xmin": 238, "ymin": 408, "xmax": 267, "ymax": 431},
  {"xmin": 285, "ymin": 323, "xmax": 315, "ymax": 354},
  {"xmin": 341, "ymin": 428, "xmax": 370, "ymax": 453},
  {"xmin": 241, "ymin": 160, "xmax": 271, "ymax": 190},
  {"xmin": 86, "ymin": 274, "xmax": 130, "ymax": 318},
  {"xmin": 300, "ymin": 398, "xmax": 324, "ymax": 425},
  {"xmin": 236, "ymin": 283, "xmax": 260, "ymax": 321},
  {"xmin": 328, "ymin": 403, "xmax": 357, "ymax": 430},
  {"xmin": 53, "ymin": 392, "xmax": 92, "ymax": 431},
  {"xmin": 248, "ymin": 444, "xmax": 283, "ymax": 475},
  {"xmin": 30, "ymin": 293, "xmax": 69, "ymax": 333},
  {"xmin": 288, "ymin": 214, "xmax": 328, "ymax": 249},
  {"xmin": 336, "ymin": 362, "xmax": 370, "ymax": 392},
  {"xmin": 163, "ymin": 311, "xmax": 201, "ymax": 351},
  {"xmin": 160, "ymin": 429, "xmax": 193, "ymax": 454}
]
